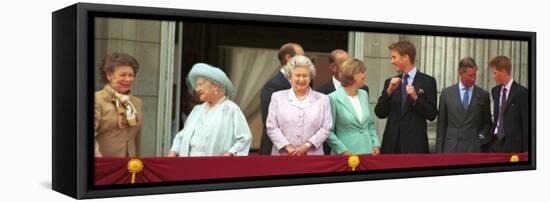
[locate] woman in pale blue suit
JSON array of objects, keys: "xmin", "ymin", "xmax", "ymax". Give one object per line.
[
  {"xmin": 167, "ymin": 63, "xmax": 252, "ymax": 157},
  {"xmin": 328, "ymin": 59, "xmax": 380, "ymax": 155}
]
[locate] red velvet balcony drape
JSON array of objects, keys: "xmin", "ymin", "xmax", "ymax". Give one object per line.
[{"xmin": 95, "ymin": 153, "xmax": 528, "ymax": 186}]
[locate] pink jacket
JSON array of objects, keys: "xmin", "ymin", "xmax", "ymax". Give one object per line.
[{"xmin": 266, "ymin": 89, "xmax": 332, "ymax": 155}]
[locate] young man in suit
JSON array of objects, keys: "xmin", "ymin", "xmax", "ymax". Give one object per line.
[
  {"xmin": 488, "ymin": 56, "xmax": 528, "ymax": 153},
  {"xmin": 316, "ymin": 49, "xmax": 368, "ymax": 154},
  {"xmin": 374, "ymin": 40, "xmax": 438, "ymax": 154},
  {"xmin": 436, "ymin": 57, "xmax": 492, "ymax": 153},
  {"xmin": 258, "ymin": 42, "xmax": 304, "ymax": 155}
]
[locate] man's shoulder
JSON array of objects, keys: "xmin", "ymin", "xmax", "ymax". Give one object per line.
[
  {"xmin": 416, "ymin": 71, "xmax": 435, "ymax": 81},
  {"xmin": 382, "ymin": 77, "xmax": 392, "ymax": 84},
  {"xmin": 473, "ymin": 85, "xmax": 490, "ymax": 95},
  {"xmin": 441, "ymin": 84, "xmax": 458, "ymax": 94},
  {"xmin": 316, "ymin": 81, "xmax": 333, "ymax": 94},
  {"xmin": 264, "ymin": 72, "xmax": 288, "ymax": 88},
  {"xmin": 512, "ymin": 81, "xmax": 528, "ymax": 93}
]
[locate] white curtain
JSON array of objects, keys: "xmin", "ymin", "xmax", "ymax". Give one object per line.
[
  {"xmin": 417, "ymin": 36, "xmax": 529, "ymax": 92},
  {"xmin": 218, "ymin": 46, "xmax": 281, "ymax": 149},
  {"xmin": 357, "ymin": 33, "xmax": 529, "ymax": 152},
  {"xmin": 414, "ymin": 35, "xmax": 529, "ymax": 152},
  {"xmin": 219, "ymin": 46, "xmax": 281, "ymax": 118}
]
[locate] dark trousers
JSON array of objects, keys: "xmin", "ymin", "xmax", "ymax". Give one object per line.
[
  {"xmin": 323, "ymin": 142, "xmax": 331, "ymax": 155},
  {"xmin": 489, "ymin": 135, "xmax": 506, "ymax": 153}
]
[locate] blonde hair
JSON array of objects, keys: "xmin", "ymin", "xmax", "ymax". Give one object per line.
[{"xmin": 339, "ymin": 58, "xmax": 366, "ymax": 87}]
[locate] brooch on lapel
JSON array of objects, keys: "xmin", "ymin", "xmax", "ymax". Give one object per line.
[{"xmin": 475, "ymin": 92, "xmax": 484, "ymax": 105}]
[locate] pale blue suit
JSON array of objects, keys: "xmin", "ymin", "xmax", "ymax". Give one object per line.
[
  {"xmin": 170, "ymin": 98, "xmax": 252, "ymax": 156},
  {"xmin": 328, "ymin": 87, "xmax": 380, "ymax": 155}
]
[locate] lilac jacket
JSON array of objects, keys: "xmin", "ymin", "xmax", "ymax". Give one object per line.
[{"xmin": 266, "ymin": 89, "xmax": 332, "ymax": 155}]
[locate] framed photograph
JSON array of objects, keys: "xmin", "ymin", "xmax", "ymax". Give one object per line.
[{"xmin": 52, "ymin": 3, "xmax": 536, "ymax": 199}]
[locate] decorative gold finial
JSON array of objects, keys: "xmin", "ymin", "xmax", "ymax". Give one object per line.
[
  {"xmin": 348, "ymin": 155, "xmax": 360, "ymax": 171},
  {"xmin": 510, "ymin": 154, "xmax": 519, "ymax": 162},
  {"xmin": 127, "ymin": 159, "xmax": 143, "ymax": 184}
]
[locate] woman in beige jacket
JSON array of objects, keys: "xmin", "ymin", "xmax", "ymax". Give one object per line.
[{"xmin": 94, "ymin": 53, "xmax": 143, "ymax": 157}]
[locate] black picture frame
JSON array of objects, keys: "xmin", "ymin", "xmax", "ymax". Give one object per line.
[{"xmin": 52, "ymin": 2, "xmax": 536, "ymax": 199}]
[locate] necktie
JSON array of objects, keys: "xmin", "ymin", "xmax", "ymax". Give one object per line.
[
  {"xmin": 462, "ymin": 88, "xmax": 469, "ymax": 111},
  {"xmin": 496, "ymin": 87, "xmax": 508, "ymax": 139},
  {"xmin": 401, "ymin": 74, "xmax": 409, "ymax": 110}
]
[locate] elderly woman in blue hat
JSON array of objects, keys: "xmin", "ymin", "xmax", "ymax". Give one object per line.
[{"xmin": 167, "ymin": 63, "xmax": 252, "ymax": 157}]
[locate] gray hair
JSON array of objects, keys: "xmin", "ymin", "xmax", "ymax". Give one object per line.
[
  {"xmin": 329, "ymin": 49, "xmax": 349, "ymax": 65},
  {"xmin": 458, "ymin": 56, "xmax": 478, "ymax": 73},
  {"xmin": 285, "ymin": 55, "xmax": 316, "ymax": 79},
  {"xmin": 192, "ymin": 76, "xmax": 226, "ymax": 96}
]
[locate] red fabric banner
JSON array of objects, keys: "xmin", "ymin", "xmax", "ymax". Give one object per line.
[{"xmin": 95, "ymin": 153, "xmax": 528, "ymax": 186}]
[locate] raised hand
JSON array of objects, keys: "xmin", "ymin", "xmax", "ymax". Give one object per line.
[
  {"xmin": 387, "ymin": 77, "xmax": 401, "ymax": 95},
  {"xmin": 406, "ymin": 84, "xmax": 418, "ymax": 101}
]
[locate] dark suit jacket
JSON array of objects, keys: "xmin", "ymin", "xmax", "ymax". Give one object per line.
[
  {"xmin": 316, "ymin": 80, "xmax": 369, "ymax": 154},
  {"xmin": 436, "ymin": 84, "xmax": 492, "ymax": 153},
  {"xmin": 259, "ymin": 71, "xmax": 291, "ymax": 155},
  {"xmin": 490, "ymin": 81, "xmax": 528, "ymax": 153},
  {"xmin": 374, "ymin": 71, "xmax": 438, "ymax": 154}
]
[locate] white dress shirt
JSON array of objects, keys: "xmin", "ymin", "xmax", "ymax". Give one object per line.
[
  {"xmin": 347, "ymin": 95, "xmax": 363, "ymax": 123},
  {"xmin": 332, "ymin": 76, "xmax": 342, "ymax": 90}
]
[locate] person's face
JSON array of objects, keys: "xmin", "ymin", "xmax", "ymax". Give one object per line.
[
  {"xmin": 490, "ymin": 66, "xmax": 508, "ymax": 85},
  {"xmin": 353, "ymin": 71, "xmax": 366, "ymax": 88},
  {"xmin": 290, "ymin": 66, "xmax": 311, "ymax": 93},
  {"xmin": 459, "ymin": 67, "xmax": 477, "ymax": 88},
  {"xmin": 284, "ymin": 46, "xmax": 305, "ymax": 65},
  {"xmin": 331, "ymin": 53, "xmax": 350, "ymax": 76},
  {"xmin": 390, "ymin": 50, "xmax": 409, "ymax": 73},
  {"xmin": 195, "ymin": 77, "xmax": 218, "ymax": 102},
  {"xmin": 107, "ymin": 65, "xmax": 135, "ymax": 94}
]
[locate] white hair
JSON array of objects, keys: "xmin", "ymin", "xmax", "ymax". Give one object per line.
[
  {"xmin": 285, "ymin": 55, "xmax": 316, "ymax": 79},
  {"xmin": 194, "ymin": 76, "xmax": 226, "ymax": 96}
]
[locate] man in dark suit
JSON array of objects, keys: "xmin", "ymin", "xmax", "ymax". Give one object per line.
[
  {"xmin": 436, "ymin": 57, "xmax": 492, "ymax": 153},
  {"xmin": 488, "ymin": 56, "xmax": 528, "ymax": 153},
  {"xmin": 316, "ymin": 49, "xmax": 369, "ymax": 154},
  {"xmin": 258, "ymin": 43, "xmax": 304, "ymax": 155},
  {"xmin": 374, "ymin": 40, "xmax": 438, "ymax": 154},
  {"xmin": 317, "ymin": 49, "xmax": 369, "ymax": 95}
]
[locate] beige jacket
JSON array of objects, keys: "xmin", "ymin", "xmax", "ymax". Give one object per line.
[{"xmin": 94, "ymin": 85, "xmax": 143, "ymax": 157}]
